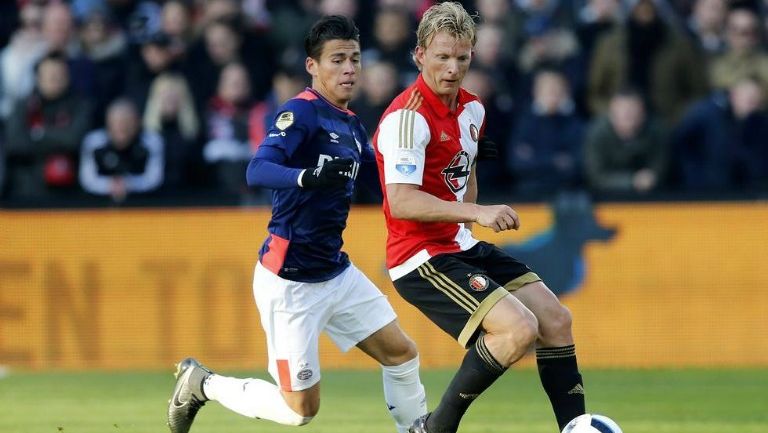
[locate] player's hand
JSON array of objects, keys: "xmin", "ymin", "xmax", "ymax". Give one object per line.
[
  {"xmin": 474, "ymin": 204, "xmax": 520, "ymax": 232},
  {"xmin": 477, "ymin": 136, "xmax": 498, "ymax": 160},
  {"xmin": 301, "ymin": 157, "xmax": 354, "ymax": 189}
]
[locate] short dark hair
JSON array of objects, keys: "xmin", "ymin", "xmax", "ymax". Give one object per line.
[{"xmin": 304, "ymin": 15, "xmax": 359, "ymax": 60}]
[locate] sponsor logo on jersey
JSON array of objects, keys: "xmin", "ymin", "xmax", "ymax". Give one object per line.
[
  {"xmin": 468, "ymin": 274, "xmax": 489, "ymax": 291},
  {"xmin": 395, "ymin": 153, "xmax": 417, "ymax": 175},
  {"xmin": 440, "ymin": 131, "xmax": 450, "ymax": 142},
  {"xmin": 469, "ymin": 123, "xmax": 478, "ymax": 142},
  {"xmin": 275, "ymin": 111, "xmax": 294, "ymax": 130},
  {"xmin": 441, "ymin": 150, "xmax": 471, "ymax": 192},
  {"xmin": 329, "ymin": 132, "xmax": 340, "ymax": 143}
]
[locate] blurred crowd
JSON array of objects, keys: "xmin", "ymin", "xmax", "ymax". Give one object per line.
[{"xmin": 1, "ymin": 0, "xmax": 767, "ymax": 206}]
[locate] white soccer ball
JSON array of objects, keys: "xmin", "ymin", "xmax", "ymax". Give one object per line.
[{"xmin": 561, "ymin": 413, "xmax": 623, "ymax": 433}]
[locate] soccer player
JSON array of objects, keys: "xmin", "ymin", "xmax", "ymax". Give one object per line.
[
  {"xmin": 372, "ymin": 3, "xmax": 587, "ymax": 433},
  {"xmin": 167, "ymin": 15, "xmax": 427, "ymax": 433}
]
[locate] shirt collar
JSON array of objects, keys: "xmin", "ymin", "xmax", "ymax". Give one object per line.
[
  {"xmin": 306, "ymin": 87, "xmax": 355, "ymax": 117},
  {"xmin": 415, "ymin": 74, "xmax": 468, "ymax": 118}
]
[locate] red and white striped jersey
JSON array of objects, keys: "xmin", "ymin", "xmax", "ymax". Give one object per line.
[{"xmin": 373, "ymin": 74, "xmax": 486, "ymax": 280}]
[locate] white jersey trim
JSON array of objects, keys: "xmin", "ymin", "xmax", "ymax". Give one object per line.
[
  {"xmin": 389, "ymin": 249, "xmax": 432, "ymax": 280},
  {"xmin": 377, "ymin": 109, "xmax": 431, "ymax": 186},
  {"xmin": 387, "ymin": 227, "xmax": 479, "ymax": 280}
]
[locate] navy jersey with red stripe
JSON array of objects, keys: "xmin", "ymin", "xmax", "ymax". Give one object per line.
[{"xmin": 246, "ymin": 88, "xmax": 376, "ymax": 282}]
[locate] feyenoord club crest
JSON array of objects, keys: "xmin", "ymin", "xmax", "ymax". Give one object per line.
[
  {"xmin": 469, "ymin": 123, "xmax": 479, "ymax": 142},
  {"xmin": 468, "ymin": 274, "xmax": 489, "ymax": 292}
]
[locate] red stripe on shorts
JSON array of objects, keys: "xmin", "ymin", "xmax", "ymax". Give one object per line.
[{"xmin": 276, "ymin": 359, "xmax": 292, "ymax": 391}]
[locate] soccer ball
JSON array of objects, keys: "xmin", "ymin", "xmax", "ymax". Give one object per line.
[{"xmin": 561, "ymin": 413, "xmax": 623, "ymax": 433}]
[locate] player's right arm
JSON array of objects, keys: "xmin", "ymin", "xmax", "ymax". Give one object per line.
[
  {"xmin": 377, "ymin": 109, "xmax": 519, "ymax": 232},
  {"xmin": 386, "ymin": 184, "xmax": 519, "ymax": 232},
  {"xmin": 246, "ymin": 99, "xmax": 352, "ymax": 189}
]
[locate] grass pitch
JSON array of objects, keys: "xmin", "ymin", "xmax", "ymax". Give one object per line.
[{"xmin": 1, "ymin": 368, "xmax": 766, "ymax": 433}]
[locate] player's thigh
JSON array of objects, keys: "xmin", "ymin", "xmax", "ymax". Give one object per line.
[
  {"xmin": 356, "ymin": 319, "xmax": 416, "ymax": 366},
  {"xmin": 510, "ymin": 280, "xmax": 573, "ymax": 343},
  {"xmin": 252, "ymin": 262, "xmax": 328, "ymax": 393},
  {"xmin": 393, "ymin": 254, "xmax": 511, "ymax": 348},
  {"xmin": 323, "ymin": 264, "xmax": 399, "ymax": 354}
]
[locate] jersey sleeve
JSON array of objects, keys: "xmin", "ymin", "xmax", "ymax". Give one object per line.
[
  {"xmin": 255, "ymin": 98, "xmax": 318, "ymax": 160},
  {"xmin": 246, "ymin": 98, "xmax": 318, "ymax": 189},
  {"xmin": 376, "ymin": 109, "xmax": 431, "ymax": 185}
]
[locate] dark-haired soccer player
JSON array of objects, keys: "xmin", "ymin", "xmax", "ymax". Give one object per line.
[
  {"xmin": 167, "ymin": 15, "xmax": 426, "ymax": 433},
  {"xmin": 373, "ymin": 3, "xmax": 587, "ymax": 433}
]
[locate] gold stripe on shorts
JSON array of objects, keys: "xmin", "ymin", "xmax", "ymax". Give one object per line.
[
  {"xmin": 416, "ymin": 265, "xmax": 475, "ymax": 313},
  {"xmin": 503, "ymin": 271, "xmax": 541, "ymax": 292},
  {"xmin": 422, "ymin": 262, "xmax": 479, "ymax": 310},
  {"xmin": 457, "ymin": 287, "xmax": 508, "ymax": 348}
]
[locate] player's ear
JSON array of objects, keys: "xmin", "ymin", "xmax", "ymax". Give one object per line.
[{"xmin": 305, "ymin": 56, "xmax": 316, "ymax": 77}]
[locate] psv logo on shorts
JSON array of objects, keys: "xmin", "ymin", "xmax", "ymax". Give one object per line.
[{"xmin": 441, "ymin": 150, "xmax": 471, "ymax": 193}]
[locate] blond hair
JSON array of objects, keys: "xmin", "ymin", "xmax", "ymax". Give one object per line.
[
  {"xmin": 413, "ymin": 2, "xmax": 477, "ymax": 69},
  {"xmin": 143, "ymin": 73, "xmax": 200, "ymax": 140}
]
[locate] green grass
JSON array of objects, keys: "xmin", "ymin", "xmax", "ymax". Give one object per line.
[{"xmin": 1, "ymin": 368, "xmax": 766, "ymax": 433}]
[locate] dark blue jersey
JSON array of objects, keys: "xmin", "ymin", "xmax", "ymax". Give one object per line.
[{"xmin": 246, "ymin": 88, "xmax": 377, "ymax": 282}]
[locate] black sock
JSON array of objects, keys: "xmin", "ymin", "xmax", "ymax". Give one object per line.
[
  {"xmin": 427, "ymin": 336, "xmax": 506, "ymax": 433},
  {"xmin": 536, "ymin": 345, "xmax": 586, "ymax": 430}
]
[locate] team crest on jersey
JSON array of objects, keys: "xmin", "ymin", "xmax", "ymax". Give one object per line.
[
  {"xmin": 469, "ymin": 124, "xmax": 479, "ymax": 142},
  {"xmin": 441, "ymin": 150, "xmax": 471, "ymax": 192},
  {"xmin": 468, "ymin": 274, "xmax": 489, "ymax": 292},
  {"xmin": 275, "ymin": 111, "xmax": 294, "ymax": 130}
]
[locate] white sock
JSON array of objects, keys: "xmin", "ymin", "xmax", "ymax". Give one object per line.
[
  {"xmin": 203, "ymin": 374, "xmax": 313, "ymax": 426},
  {"xmin": 381, "ymin": 355, "xmax": 428, "ymax": 433}
]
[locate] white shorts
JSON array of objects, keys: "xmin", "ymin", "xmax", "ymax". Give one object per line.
[{"xmin": 253, "ymin": 261, "xmax": 397, "ymax": 392}]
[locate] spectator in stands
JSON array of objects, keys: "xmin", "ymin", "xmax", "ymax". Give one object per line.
[
  {"xmin": 4, "ymin": 52, "xmax": 92, "ymax": 200},
  {"xmin": 589, "ymin": 0, "xmax": 706, "ymax": 124},
  {"xmin": 476, "ymin": 0, "xmax": 520, "ymax": 62},
  {"xmin": 507, "ymin": 68, "xmax": 585, "ymax": 197},
  {"xmin": 80, "ymin": 98, "xmax": 164, "ymax": 202},
  {"xmin": 508, "ymin": 0, "xmax": 574, "ymax": 55},
  {"xmin": 575, "ymin": 0, "xmax": 621, "ymax": 60},
  {"xmin": 516, "ymin": 14, "xmax": 584, "ymax": 110},
  {"xmin": 362, "ymin": 7, "xmax": 415, "ymax": 81},
  {"xmin": 79, "ymin": 9, "xmax": 129, "ymax": 127},
  {"xmin": 473, "ymin": 23, "xmax": 519, "ymax": 96},
  {"xmin": 124, "ymin": 31, "xmax": 179, "ymax": 111},
  {"xmin": 684, "ymin": 0, "xmax": 728, "ymax": 61},
  {"xmin": 352, "ymin": 60, "xmax": 401, "ymax": 135},
  {"xmin": 248, "ymin": 65, "xmax": 308, "ymax": 148},
  {"xmin": 186, "ymin": 2, "xmax": 276, "ymax": 107},
  {"xmin": 709, "ymin": 8, "xmax": 768, "ymax": 96},
  {"xmin": 673, "ymin": 75, "xmax": 768, "ymax": 191},
  {"xmin": 161, "ymin": 0, "xmax": 194, "ymax": 57},
  {"xmin": 0, "ymin": 0, "xmax": 47, "ymax": 118},
  {"xmin": 583, "ymin": 88, "xmax": 669, "ymax": 194},
  {"xmin": 143, "ymin": 73, "xmax": 200, "ymax": 192},
  {"xmin": 42, "ymin": 2, "xmax": 97, "ymax": 101},
  {"xmin": 203, "ymin": 62, "xmax": 257, "ymax": 195}
]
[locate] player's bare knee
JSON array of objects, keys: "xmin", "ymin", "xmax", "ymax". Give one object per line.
[
  {"xmin": 540, "ymin": 304, "xmax": 573, "ymax": 344},
  {"xmin": 382, "ymin": 334, "xmax": 419, "ymax": 365},
  {"xmin": 515, "ymin": 313, "xmax": 539, "ymax": 351},
  {"xmin": 283, "ymin": 394, "xmax": 320, "ymax": 419}
]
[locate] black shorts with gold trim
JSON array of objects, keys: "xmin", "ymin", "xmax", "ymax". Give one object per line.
[{"xmin": 393, "ymin": 241, "xmax": 540, "ymax": 348}]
